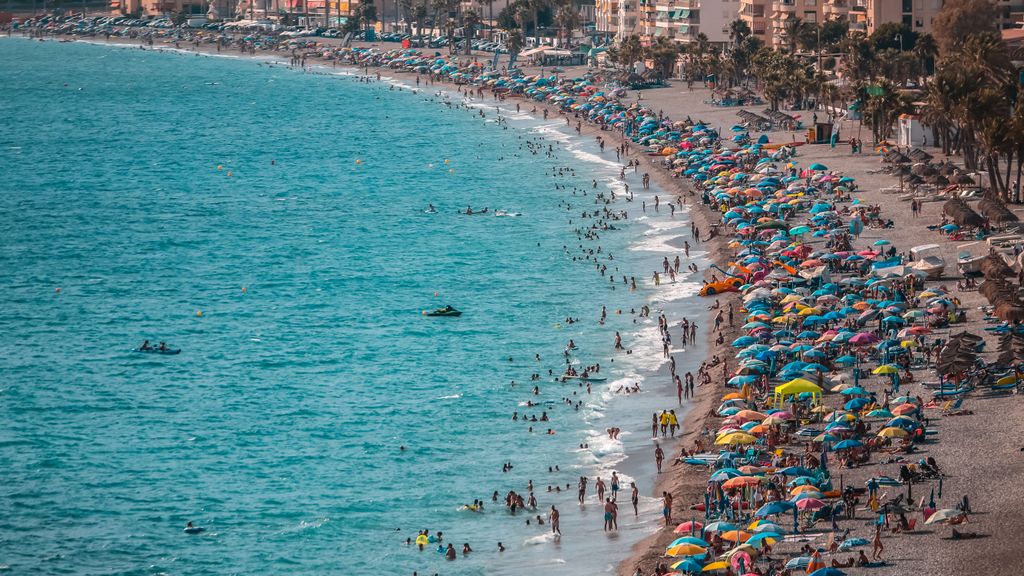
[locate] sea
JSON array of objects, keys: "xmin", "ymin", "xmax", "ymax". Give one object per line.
[{"xmin": 0, "ymin": 38, "xmax": 710, "ymax": 575}]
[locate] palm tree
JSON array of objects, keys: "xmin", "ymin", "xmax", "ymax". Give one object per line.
[
  {"xmin": 507, "ymin": 28, "xmax": 524, "ymax": 66},
  {"xmin": 463, "ymin": 8, "xmax": 481, "ymax": 53},
  {"xmin": 729, "ymin": 18, "xmax": 750, "ymax": 48},
  {"xmin": 528, "ymin": 0, "xmax": 548, "ymax": 46},
  {"xmin": 647, "ymin": 36, "xmax": 679, "ymax": 80},
  {"xmin": 913, "ymin": 32, "xmax": 937, "ymax": 78},
  {"xmin": 780, "ymin": 16, "xmax": 802, "ymax": 54},
  {"xmin": 554, "ymin": 1, "xmax": 578, "ymax": 47}
]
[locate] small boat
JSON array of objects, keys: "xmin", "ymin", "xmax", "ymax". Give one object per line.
[
  {"xmin": 424, "ymin": 306, "xmax": 462, "ymax": 317},
  {"xmin": 136, "ymin": 348, "xmax": 181, "ymax": 355}
]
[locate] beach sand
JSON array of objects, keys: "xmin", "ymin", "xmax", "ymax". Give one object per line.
[{"xmin": 34, "ymin": 32, "xmax": 1024, "ymax": 575}]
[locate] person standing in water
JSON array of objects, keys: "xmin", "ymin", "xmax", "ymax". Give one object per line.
[
  {"xmin": 631, "ymin": 482, "xmax": 639, "ymax": 516},
  {"xmin": 549, "ymin": 506, "xmax": 561, "ymax": 535}
]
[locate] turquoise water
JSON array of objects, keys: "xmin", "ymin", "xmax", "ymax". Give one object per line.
[{"xmin": 0, "ymin": 39, "xmax": 708, "ymax": 575}]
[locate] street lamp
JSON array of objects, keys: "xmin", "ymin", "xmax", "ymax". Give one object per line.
[{"xmin": 895, "ymin": 33, "xmax": 903, "ymax": 52}]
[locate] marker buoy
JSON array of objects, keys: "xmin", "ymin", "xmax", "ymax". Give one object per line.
[
  {"xmin": 196, "ymin": 310, "xmax": 203, "ymax": 317},
  {"xmin": 355, "ymin": 159, "xmax": 362, "ymax": 165},
  {"xmin": 444, "ymin": 159, "xmax": 450, "ymax": 165}
]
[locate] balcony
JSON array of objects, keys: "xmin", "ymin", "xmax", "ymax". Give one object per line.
[
  {"xmin": 823, "ymin": 1, "xmax": 849, "ymax": 16},
  {"xmin": 772, "ymin": 0, "xmax": 796, "ymax": 13}
]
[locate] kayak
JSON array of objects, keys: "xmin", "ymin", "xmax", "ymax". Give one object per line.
[
  {"xmin": 184, "ymin": 527, "xmax": 205, "ymax": 534},
  {"xmin": 136, "ymin": 348, "xmax": 181, "ymax": 355},
  {"xmin": 425, "ymin": 310, "xmax": 462, "ymax": 317}
]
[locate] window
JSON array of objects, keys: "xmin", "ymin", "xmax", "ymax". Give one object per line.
[
  {"xmin": 902, "ymin": 13, "xmax": 912, "ymax": 26},
  {"xmin": 901, "ymin": 0, "xmax": 912, "ymax": 12}
]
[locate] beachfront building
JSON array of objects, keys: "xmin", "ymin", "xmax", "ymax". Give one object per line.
[
  {"xmin": 647, "ymin": 0, "xmax": 739, "ymax": 46},
  {"xmin": 595, "ymin": 0, "xmax": 619, "ymax": 38},
  {"xmin": 738, "ymin": 0, "xmax": 769, "ymax": 42},
  {"xmin": 768, "ymin": 0, "xmax": 821, "ymax": 49}
]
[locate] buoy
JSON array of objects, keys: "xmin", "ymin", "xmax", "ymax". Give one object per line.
[
  {"xmin": 355, "ymin": 159, "xmax": 362, "ymax": 165},
  {"xmin": 444, "ymin": 159, "xmax": 450, "ymax": 165},
  {"xmin": 196, "ymin": 310, "xmax": 203, "ymax": 317}
]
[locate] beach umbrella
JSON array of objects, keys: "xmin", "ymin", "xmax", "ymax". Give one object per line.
[
  {"xmin": 873, "ymin": 364, "xmax": 899, "ymax": 375},
  {"xmin": 671, "ymin": 536, "xmax": 711, "ymax": 547},
  {"xmin": 838, "ymin": 537, "xmax": 869, "ymax": 550},
  {"xmin": 877, "ymin": 427, "xmax": 908, "ymax": 438},
  {"xmin": 704, "ymin": 521, "xmax": 737, "ymax": 533},
  {"xmin": 716, "ymin": 432, "xmax": 758, "ymax": 445},
  {"xmin": 745, "ymin": 532, "xmax": 781, "ymax": 546},
  {"xmin": 722, "ymin": 476, "xmax": 765, "ymax": 489},
  {"xmin": 809, "ymin": 569, "xmax": 846, "ymax": 576},
  {"xmin": 867, "ymin": 408, "xmax": 894, "ymax": 418},
  {"xmin": 926, "ymin": 508, "xmax": 966, "ymax": 524},
  {"xmin": 785, "ymin": 557, "xmax": 811, "ymax": 570},
  {"xmin": 671, "ymin": 558, "xmax": 706, "ymax": 574},
  {"xmin": 843, "ymin": 398, "xmax": 870, "ymax": 411},
  {"xmin": 666, "ymin": 543, "xmax": 708, "ymax": 557},
  {"xmin": 795, "ymin": 498, "xmax": 825, "ymax": 510},
  {"xmin": 674, "ymin": 521, "xmax": 704, "ymax": 534},
  {"xmin": 833, "ymin": 439, "xmax": 864, "ymax": 450},
  {"xmin": 809, "ymin": 163, "xmax": 828, "ymax": 171},
  {"xmin": 806, "ymin": 550, "xmax": 826, "ymax": 573},
  {"xmin": 701, "ymin": 561, "xmax": 729, "ymax": 572},
  {"xmin": 719, "ymin": 530, "xmax": 752, "ymax": 543},
  {"xmin": 755, "ymin": 501, "xmax": 795, "ymax": 517}
]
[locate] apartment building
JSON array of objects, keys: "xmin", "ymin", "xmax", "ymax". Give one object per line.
[{"xmin": 647, "ymin": 0, "xmax": 737, "ymax": 45}]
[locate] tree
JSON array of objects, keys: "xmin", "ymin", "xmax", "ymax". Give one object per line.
[
  {"xmin": 728, "ymin": 18, "xmax": 750, "ymax": 48},
  {"xmin": 463, "ymin": 8, "xmax": 481, "ymax": 53},
  {"xmin": 607, "ymin": 34, "xmax": 643, "ymax": 73},
  {"xmin": 932, "ymin": 0, "xmax": 1000, "ymax": 56},
  {"xmin": 554, "ymin": 2, "xmax": 579, "ymax": 46},
  {"xmin": 647, "ymin": 36, "xmax": 680, "ymax": 80},
  {"xmin": 780, "ymin": 16, "xmax": 803, "ymax": 54},
  {"xmin": 172, "ymin": 9, "xmax": 188, "ymax": 26},
  {"xmin": 869, "ymin": 21, "xmax": 916, "ymax": 52},
  {"xmin": 506, "ymin": 28, "xmax": 524, "ymax": 62},
  {"xmin": 912, "ymin": 33, "xmax": 938, "ymax": 77}
]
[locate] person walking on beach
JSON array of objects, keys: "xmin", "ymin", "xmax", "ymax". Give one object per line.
[
  {"xmin": 662, "ymin": 491, "xmax": 673, "ymax": 525},
  {"xmin": 596, "ymin": 477, "xmax": 606, "ymax": 502},
  {"xmin": 550, "ymin": 506, "xmax": 561, "ymax": 535},
  {"xmin": 871, "ymin": 524, "xmax": 884, "ymax": 560},
  {"xmin": 631, "ymin": 482, "xmax": 639, "ymax": 516},
  {"xmin": 676, "ymin": 375, "xmax": 684, "ymax": 404},
  {"xmin": 655, "ymin": 444, "xmax": 665, "ymax": 473},
  {"xmin": 651, "ymin": 413, "xmax": 658, "ymax": 438},
  {"xmin": 714, "ymin": 310, "xmax": 724, "ymax": 331},
  {"xmin": 578, "ymin": 476, "xmax": 588, "ymax": 504}
]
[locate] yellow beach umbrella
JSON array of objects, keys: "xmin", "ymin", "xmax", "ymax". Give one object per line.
[
  {"xmin": 666, "ymin": 543, "xmax": 707, "ymax": 557},
  {"xmin": 791, "ymin": 484, "xmax": 822, "ymax": 495},
  {"xmin": 722, "ymin": 392, "xmax": 745, "ymax": 400},
  {"xmin": 872, "ymin": 364, "xmax": 899, "ymax": 375},
  {"xmin": 715, "ymin": 432, "xmax": 758, "ymax": 445},
  {"xmin": 877, "ymin": 427, "xmax": 908, "ymax": 438},
  {"xmin": 702, "ymin": 561, "xmax": 729, "ymax": 572},
  {"xmin": 996, "ymin": 374, "xmax": 1022, "ymax": 385},
  {"xmin": 719, "ymin": 530, "xmax": 752, "ymax": 543}
]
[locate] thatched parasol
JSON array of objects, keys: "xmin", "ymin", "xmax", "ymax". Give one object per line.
[
  {"xmin": 942, "ymin": 198, "xmax": 985, "ymax": 228},
  {"xmin": 978, "ymin": 195, "xmax": 1020, "ymax": 224}
]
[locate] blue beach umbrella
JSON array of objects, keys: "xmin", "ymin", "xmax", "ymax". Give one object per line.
[
  {"xmin": 670, "ymin": 558, "xmax": 705, "ymax": 573},
  {"xmin": 844, "ymin": 398, "xmax": 870, "ymax": 411},
  {"xmin": 755, "ymin": 501, "xmax": 795, "ymax": 517},
  {"xmin": 833, "ymin": 439, "xmax": 864, "ymax": 450}
]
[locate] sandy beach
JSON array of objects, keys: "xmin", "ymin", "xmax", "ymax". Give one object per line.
[{"xmin": 22, "ymin": 26, "xmax": 1024, "ymax": 576}]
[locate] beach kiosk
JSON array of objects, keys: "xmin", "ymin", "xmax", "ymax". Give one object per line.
[{"xmin": 773, "ymin": 378, "xmax": 823, "ymax": 406}]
